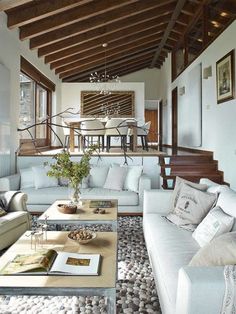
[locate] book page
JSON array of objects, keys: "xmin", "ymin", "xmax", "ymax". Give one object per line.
[{"xmin": 50, "ymin": 252, "xmax": 101, "ymax": 275}]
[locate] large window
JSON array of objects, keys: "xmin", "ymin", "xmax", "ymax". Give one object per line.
[{"xmin": 19, "ymin": 57, "xmax": 55, "ymax": 148}]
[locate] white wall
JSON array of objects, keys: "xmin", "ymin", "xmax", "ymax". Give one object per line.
[
  {"xmin": 120, "ymin": 68, "xmax": 161, "ymax": 100},
  {"xmin": 0, "ymin": 12, "xmax": 61, "ymax": 174},
  {"xmin": 61, "ymin": 82, "xmax": 145, "ymax": 122},
  {"xmin": 159, "ymin": 21, "xmax": 236, "ymax": 189}
]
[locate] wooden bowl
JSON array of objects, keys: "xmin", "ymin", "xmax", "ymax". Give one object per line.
[{"xmin": 57, "ymin": 203, "xmax": 77, "ymax": 214}]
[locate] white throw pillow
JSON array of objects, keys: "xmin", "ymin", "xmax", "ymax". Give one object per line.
[
  {"xmin": 189, "ymin": 231, "xmax": 236, "ymax": 266},
  {"xmin": 20, "ymin": 168, "xmax": 35, "ymax": 189},
  {"xmin": 32, "ymin": 165, "xmax": 58, "ymax": 189},
  {"xmin": 89, "ymin": 166, "xmax": 109, "ymax": 188},
  {"xmin": 192, "ymin": 206, "xmax": 234, "ymax": 247},
  {"xmin": 170, "ymin": 176, "xmax": 208, "ymax": 211},
  {"xmin": 103, "ymin": 167, "xmax": 127, "ymax": 191},
  {"xmin": 122, "ymin": 165, "xmax": 143, "ymax": 192},
  {"xmin": 167, "ymin": 183, "xmax": 217, "ymax": 227}
]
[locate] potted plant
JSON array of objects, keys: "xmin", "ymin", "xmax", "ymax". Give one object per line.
[{"xmin": 47, "ymin": 146, "xmax": 96, "ymax": 204}]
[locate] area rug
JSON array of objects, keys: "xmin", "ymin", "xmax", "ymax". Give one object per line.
[{"xmin": 0, "ymin": 217, "xmax": 161, "ymax": 314}]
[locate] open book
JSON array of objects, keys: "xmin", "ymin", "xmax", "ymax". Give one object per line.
[{"xmin": 0, "ymin": 249, "xmax": 101, "ymax": 276}]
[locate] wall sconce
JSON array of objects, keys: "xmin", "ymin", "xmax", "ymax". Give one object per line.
[
  {"xmin": 179, "ymin": 86, "xmax": 185, "ymax": 96},
  {"xmin": 203, "ymin": 66, "xmax": 212, "ymax": 79}
]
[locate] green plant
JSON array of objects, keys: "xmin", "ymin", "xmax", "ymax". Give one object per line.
[{"xmin": 47, "ymin": 146, "xmax": 97, "ymax": 202}]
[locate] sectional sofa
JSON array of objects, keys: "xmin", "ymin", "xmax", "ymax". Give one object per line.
[
  {"xmin": 143, "ymin": 178, "xmax": 236, "ymax": 314},
  {"xmin": 0, "ymin": 164, "xmax": 151, "ymax": 213}
]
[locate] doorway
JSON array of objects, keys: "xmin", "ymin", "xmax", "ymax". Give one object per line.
[
  {"xmin": 172, "ymin": 87, "xmax": 178, "ymax": 153},
  {"xmin": 145, "ymin": 109, "xmax": 158, "ymax": 143}
]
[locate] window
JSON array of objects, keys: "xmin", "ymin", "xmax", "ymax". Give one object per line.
[{"xmin": 20, "ymin": 57, "xmax": 55, "ymax": 148}]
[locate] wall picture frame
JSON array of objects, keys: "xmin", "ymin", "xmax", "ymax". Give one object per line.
[{"xmin": 216, "ymin": 49, "xmax": 235, "ymax": 104}]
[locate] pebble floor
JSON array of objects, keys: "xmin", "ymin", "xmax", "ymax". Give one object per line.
[{"xmin": 0, "ymin": 216, "xmax": 161, "ymax": 314}]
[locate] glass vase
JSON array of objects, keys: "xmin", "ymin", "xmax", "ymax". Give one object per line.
[{"xmin": 68, "ymin": 183, "xmax": 80, "ymax": 205}]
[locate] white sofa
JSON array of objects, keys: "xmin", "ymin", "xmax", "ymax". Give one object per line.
[
  {"xmin": 143, "ymin": 179, "xmax": 235, "ymax": 314},
  {"xmin": 0, "ymin": 192, "xmax": 31, "ymax": 250},
  {"xmin": 0, "ymin": 165, "xmax": 151, "ymax": 213}
]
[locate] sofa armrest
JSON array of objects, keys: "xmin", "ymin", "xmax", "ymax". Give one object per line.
[
  {"xmin": 176, "ymin": 266, "xmax": 225, "ymax": 314},
  {"xmin": 0, "ymin": 174, "xmax": 20, "ymax": 191},
  {"xmin": 8, "ymin": 192, "xmax": 28, "ymax": 212},
  {"xmin": 143, "ymin": 189, "xmax": 172, "ymax": 215},
  {"xmin": 138, "ymin": 173, "xmax": 151, "ymax": 204}
]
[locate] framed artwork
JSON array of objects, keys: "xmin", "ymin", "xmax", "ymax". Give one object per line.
[{"xmin": 216, "ymin": 49, "xmax": 235, "ymax": 104}]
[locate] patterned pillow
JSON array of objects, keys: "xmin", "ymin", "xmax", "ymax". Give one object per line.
[{"xmin": 167, "ymin": 183, "xmax": 217, "ymax": 227}]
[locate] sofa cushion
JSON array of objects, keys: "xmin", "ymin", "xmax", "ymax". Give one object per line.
[
  {"xmin": 189, "ymin": 231, "xmax": 236, "ymax": 266},
  {"xmin": 123, "ymin": 165, "xmax": 143, "ymax": 192},
  {"xmin": 192, "ymin": 206, "xmax": 234, "ymax": 247},
  {"xmin": 20, "ymin": 168, "xmax": 35, "ymax": 189},
  {"xmin": 167, "ymin": 183, "xmax": 217, "ymax": 227},
  {"xmin": 32, "ymin": 165, "xmax": 58, "ymax": 189},
  {"xmin": 103, "ymin": 167, "xmax": 127, "ymax": 191},
  {"xmin": 22, "ymin": 186, "xmax": 139, "ymax": 206},
  {"xmin": 171, "ymin": 176, "xmax": 208, "ymax": 211},
  {"xmin": 89, "ymin": 166, "xmax": 109, "ymax": 188},
  {"xmin": 144, "ymin": 214, "xmax": 199, "ymax": 308},
  {"xmin": 0, "ymin": 211, "xmax": 29, "ymax": 236},
  {"xmin": 21, "ymin": 186, "xmax": 69, "ymax": 205}
]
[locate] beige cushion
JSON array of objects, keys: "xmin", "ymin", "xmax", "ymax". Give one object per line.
[
  {"xmin": 167, "ymin": 183, "xmax": 217, "ymax": 226},
  {"xmin": 170, "ymin": 176, "xmax": 208, "ymax": 211},
  {"xmin": 192, "ymin": 206, "xmax": 234, "ymax": 247},
  {"xmin": 189, "ymin": 231, "xmax": 236, "ymax": 266},
  {"xmin": 103, "ymin": 167, "xmax": 127, "ymax": 191}
]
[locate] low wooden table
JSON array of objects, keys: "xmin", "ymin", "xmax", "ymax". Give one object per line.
[
  {"xmin": 0, "ymin": 231, "xmax": 117, "ymax": 313},
  {"xmin": 38, "ymin": 199, "xmax": 118, "ymax": 231}
]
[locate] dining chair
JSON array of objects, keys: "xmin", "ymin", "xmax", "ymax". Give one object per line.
[
  {"xmin": 80, "ymin": 119, "xmax": 105, "ymax": 151},
  {"xmin": 105, "ymin": 118, "xmax": 128, "ymax": 152}
]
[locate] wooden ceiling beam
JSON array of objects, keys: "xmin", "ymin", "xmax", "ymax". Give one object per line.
[
  {"xmin": 50, "ymin": 28, "xmax": 165, "ymax": 70},
  {"xmin": 0, "ymin": 0, "xmax": 32, "ymax": 11},
  {"xmin": 61, "ymin": 45, "xmax": 159, "ymax": 80},
  {"xmin": 45, "ymin": 17, "xmax": 170, "ymax": 64},
  {"xmin": 150, "ymin": 0, "xmax": 188, "ymax": 67},
  {"xmin": 69, "ymin": 48, "xmax": 159, "ymax": 80},
  {"xmin": 30, "ymin": 0, "xmax": 175, "ymax": 49},
  {"xmin": 20, "ymin": 0, "xmax": 139, "ymax": 40},
  {"xmin": 69, "ymin": 51, "xmax": 156, "ymax": 81},
  {"xmin": 37, "ymin": 7, "xmax": 174, "ymax": 57},
  {"xmin": 56, "ymin": 36, "xmax": 162, "ymax": 75},
  {"xmin": 7, "ymin": 0, "xmax": 92, "ymax": 29}
]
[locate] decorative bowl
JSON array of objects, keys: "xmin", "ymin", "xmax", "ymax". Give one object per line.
[
  {"xmin": 68, "ymin": 229, "xmax": 96, "ymax": 244},
  {"xmin": 57, "ymin": 203, "xmax": 77, "ymax": 214}
]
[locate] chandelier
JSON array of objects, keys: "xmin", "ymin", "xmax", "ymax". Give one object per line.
[{"xmin": 89, "ymin": 43, "xmax": 120, "ymax": 95}]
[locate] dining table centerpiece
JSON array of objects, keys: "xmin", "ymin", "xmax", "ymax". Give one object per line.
[{"xmin": 47, "ymin": 146, "xmax": 96, "ymax": 205}]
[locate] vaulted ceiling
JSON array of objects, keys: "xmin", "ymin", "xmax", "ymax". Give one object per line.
[{"xmin": 1, "ymin": 0, "xmax": 235, "ymax": 82}]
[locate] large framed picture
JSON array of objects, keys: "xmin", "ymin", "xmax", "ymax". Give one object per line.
[{"xmin": 216, "ymin": 49, "xmax": 235, "ymax": 104}]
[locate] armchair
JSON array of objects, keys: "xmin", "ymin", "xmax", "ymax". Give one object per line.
[{"xmin": 0, "ymin": 191, "xmax": 31, "ymax": 250}]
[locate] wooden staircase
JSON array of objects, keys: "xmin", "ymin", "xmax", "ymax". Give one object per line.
[{"xmin": 159, "ymin": 154, "xmax": 225, "ymax": 189}]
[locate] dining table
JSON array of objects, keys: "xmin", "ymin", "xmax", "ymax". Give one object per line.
[{"xmin": 64, "ymin": 118, "xmax": 138, "ymax": 153}]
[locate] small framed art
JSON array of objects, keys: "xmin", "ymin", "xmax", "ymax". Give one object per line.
[{"xmin": 216, "ymin": 49, "xmax": 235, "ymax": 104}]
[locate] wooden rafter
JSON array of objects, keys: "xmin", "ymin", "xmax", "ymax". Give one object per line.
[
  {"xmin": 38, "ymin": 6, "xmax": 175, "ymax": 57},
  {"xmin": 29, "ymin": 0, "xmax": 175, "ymax": 49},
  {"xmin": 45, "ymin": 16, "xmax": 171, "ymax": 64},
  {"xmin": 20, "ymin": 0, "xmax": 139, "ymax": 40},
  {"xmin": 50, "ymin": 27, "xmax": 166, "ymax": 70},
  {"xmin": 0, "ymin": 0, "xmax": 32, "ymax": 11},
  {"xmin": 150, "ymin": 0, "xmax": 188, "ymax": 67},
  {"xmin": 7, "ymin": 0, "xmax": 92, "ymax": 28}
]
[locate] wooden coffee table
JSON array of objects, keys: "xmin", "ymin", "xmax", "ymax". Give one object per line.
[
  {"xmin": 0, "ymin": 231, "xmax": 117, "ymax": 313},
  {"xmin": 38, "ymin": 199, "xmax": 118, "ymax": 231}
]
